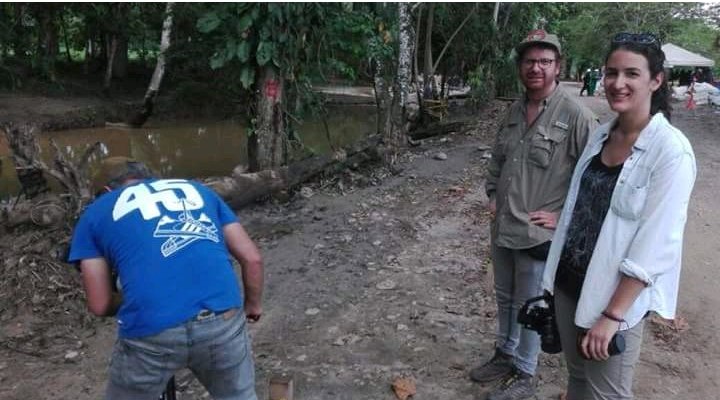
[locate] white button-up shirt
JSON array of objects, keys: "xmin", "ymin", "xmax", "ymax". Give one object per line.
[{"xmin": 542, "ymin": 113, "xmax": 696, "ymax": 329}]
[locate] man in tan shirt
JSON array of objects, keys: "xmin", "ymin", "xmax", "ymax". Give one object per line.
[{"xmin": 470, "ymin": 30, "xmax": 597, "ymax": 400}]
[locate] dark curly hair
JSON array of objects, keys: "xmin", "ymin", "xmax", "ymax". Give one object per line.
[{"xmin": 605, "ymin": 38, "xmax": 672, "ymax": 121}]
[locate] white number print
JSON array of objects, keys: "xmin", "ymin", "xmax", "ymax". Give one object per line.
[{"xmin": 112, "ymin": 179, "xmax": 204, "ymax": 221}]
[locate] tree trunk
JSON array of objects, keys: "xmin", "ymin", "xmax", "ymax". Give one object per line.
[
  {"xmin": 60, "ymin": 12, "xmax": 72, "ymax": 63},
  {"xmin": 440, "ymin": 67, "xmax": 447, "ymax": 99},
  {"xmin": 422, "ymin": 4, "xmax": 435, "ymax": 99},
  {"xmin": 493, "ymin": 2, "xmax": 500, "ymax": 27},
  {"xmin": 249, "ymin": 65, "xmax": 286, "ymax": 172},
  {"xmin": 83, "ymin": 38, "xmax": 92, "ymax": 75},
  {"xmin": 382, "ymin": 2, "xmax": 416, "ymax": 166},
  {"xmin": 397, "ymin": 4, "xmax": 415, "ymax": 119},
  {"xmin": 38, "ymin": 5, "xmax": 59, "ymax": 82},
  {"xmin": 113, "ymin": 36, "xmax": 128, "ymax": 78},
  {"xmin": 372, "ymin": 58, "xmax": 387, "ymax": 136},
  {"xmin": 501, "ymin": 3, "xmax": 513, "ymax": 29},
  {"xmin": 2, "ymin": 123, "xmax": 49, "ymax": 199},
  {"xmin": 103, "ymin": 35, "xmax": 118, "ymax": 92},
  {"xmin": 128, "ymin": 2, "xmax": 174, "ymax": 128},
  {"xmin": 414, "ymin": 5, "xmax": 422, "ymax": 85},
  {"xmin": 110, "ymin": 3, "xmax": 129, "ymax": 78}
]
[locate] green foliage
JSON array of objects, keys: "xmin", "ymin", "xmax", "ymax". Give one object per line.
[
  {"xmin": 0, "ymin": 64, "xmax": 19, "ymax": 90},
  {"xmin": 170, "ymin": 80, "xmax": 232, "ymax": 116},
  {"xmin": 667, "ymin": 19, "xmax": 720, "ymax": 74},
  {"xmin": 0, "ymin": 2, "xmax": 717, "ymax": 112},
  {"xmin": 467, "ymin": 65, "xmax": 492, "ymax": 107},
  {"xmin": 417, "ymin": 3, "xmax": 488, "ymax": 78},
  {"xmin": 318, "ymin": 4, "xmax": 394, "ymax": 82},
  {"xmin": 554, "ymin": 3, "xmax": 709, "ymax": 74},
  {"xmin": 196, "ymin": 3, "xmax": 327, "ymax": 89}
]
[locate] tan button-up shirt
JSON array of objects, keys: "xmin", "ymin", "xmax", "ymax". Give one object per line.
[{"xmin": 486, "ymin": 85, "xmax": 597, "ymax": 249}]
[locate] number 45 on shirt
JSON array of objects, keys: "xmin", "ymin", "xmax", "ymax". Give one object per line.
[{"xmin": 112, "ymin": 179, "xmax": 205, "ymax": 221}]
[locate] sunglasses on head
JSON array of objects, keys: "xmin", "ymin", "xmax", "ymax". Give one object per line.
[{"xmin": 612, "ymin": 32, "xmax": 660, "ymax": 48}]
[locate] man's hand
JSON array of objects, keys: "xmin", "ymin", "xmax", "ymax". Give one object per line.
[
  {"xmin": 488, "ymin": 198, "xmax": 497, "ymax": 216},
  {"xmin": 529, "ymin": 211, "xmax": 559, "ymax": 229},
  {"xmin": 245, "ymin": 301, "xmax": 262, "ymax": 323},
  {"xmin": 80, "ymin": 258, "xmax": 122, "ymax": 317}
]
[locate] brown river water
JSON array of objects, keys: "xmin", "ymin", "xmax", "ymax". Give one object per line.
[{"xmin": 0, "ymin": 105, "xmax": 376, "ymax": 198}]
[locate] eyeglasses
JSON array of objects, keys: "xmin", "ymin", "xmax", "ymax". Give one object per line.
[
  {"xmin": 612, "ymin": 32, "xmax": 660, "ymax": 48},
  {"xmin": 521, "ymin": 58, "xmax": 556, "ymax": 69}
]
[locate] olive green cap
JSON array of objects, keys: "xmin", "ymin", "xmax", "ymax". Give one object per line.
[{"xmin": 516, "ymin": 29, "xmax": 562, "ymax": 57}]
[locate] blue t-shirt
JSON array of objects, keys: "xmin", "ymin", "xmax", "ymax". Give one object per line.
[{"xmin": 68, "ymin": 178, "xmax": 242, "ymax": 338}]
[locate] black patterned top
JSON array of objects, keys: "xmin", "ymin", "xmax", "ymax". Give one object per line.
[{"xmin": 556, "ymin": 150, "xmax": 622, "ymax": 300}]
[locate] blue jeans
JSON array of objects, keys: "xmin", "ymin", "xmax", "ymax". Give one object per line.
[
  {"xmin": 106, "ymin": 309, "xmax": 257, "ymax": 400},
  {"xmin": 491, "ymin": 244, "xmax": 544, "ymax": 375}
]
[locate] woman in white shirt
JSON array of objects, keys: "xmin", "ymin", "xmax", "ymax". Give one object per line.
[{"xmin": 542, "ymin": 33, "xmax": 697, "ymax": 399}]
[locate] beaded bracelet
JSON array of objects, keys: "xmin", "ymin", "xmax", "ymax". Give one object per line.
[{"xmin": 601, "ymin": 311, "xmax": 626, "ymax": 323}]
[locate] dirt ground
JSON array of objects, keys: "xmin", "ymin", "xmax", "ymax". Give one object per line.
[{"xmin": 1, "ymin": 82, "xmax": 719, "ymax": 399}]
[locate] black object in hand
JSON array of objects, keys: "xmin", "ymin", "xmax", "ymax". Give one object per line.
[{"xmin": 577, "ymin": 330, "xmax": 626, "ymax": 360}]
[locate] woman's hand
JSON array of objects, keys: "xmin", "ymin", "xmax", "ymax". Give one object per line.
[{"xmin": 580, "ymin": 316, "xmax": 620, "ymax": 361}]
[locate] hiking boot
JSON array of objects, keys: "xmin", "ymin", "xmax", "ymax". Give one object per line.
[
  {"xmin": 486, "ymin": 369, "xmax": 536, "ymax": 400},
  {"xmin": 469, "ymin": 349, "xmax": 514, "ymax": 383}
]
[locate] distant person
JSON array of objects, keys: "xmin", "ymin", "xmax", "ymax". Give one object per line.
[
  {"xmin": 68, "ymin": 157, "xmax": 264, "ymax": 400},
  {"xmin": 579, "ymin": 69, "xmax": 592, "ymax": 96},
  {"xmin": 593, "ymin": 68, "xmax": 603, "ymax": 96},
  {"xmin": 472, "ymin": 29, "xmax": 597, "ymax": 400},
  {"xmin": 543, "ymin": 32, "xmax": 696, "ymax": 399},
  {"xmin": 686, "ymin": 77, "xmax": 697, "ymax": 111},
  {"xmin": 693, "ymin": 67, "xmax": 704, "ymax": 83},
  {"xmin": 587, "ymin": 69, "xmax": 598, "ymax": 97}
]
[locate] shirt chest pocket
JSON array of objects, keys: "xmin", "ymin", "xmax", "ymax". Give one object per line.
[
  {"xmin": 611, "ymin": 166, "xmax": 650, "ymax": 220},
  {"xmin": 528, "ymin": 126, "xmax": 567, "ymax": 168}
]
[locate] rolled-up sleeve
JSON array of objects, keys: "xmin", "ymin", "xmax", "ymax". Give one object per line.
[{"xmin": 619, "ymin": 150, "xmax": 696, "ymax": 285}]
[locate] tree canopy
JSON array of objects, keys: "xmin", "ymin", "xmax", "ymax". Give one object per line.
[{"xmin": 2, "ymin": 3, "xmax": 718, "ymax": 95}]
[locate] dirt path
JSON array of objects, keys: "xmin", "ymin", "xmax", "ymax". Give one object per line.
[{"xmin": 1, "ymin": 86, "xmax": 719, "ymax": 400}]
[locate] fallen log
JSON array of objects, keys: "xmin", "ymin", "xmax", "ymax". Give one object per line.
[
  {"xmin": 205, "ymin": 167, "xmax": 288, "ymax": 210},
  {"xmin": 409, "ymin": 121, "xmax": 465, "ymax": 140},
  {"xmin": 288, "ymin": 135, "xmax": 382, "ymax": 186},
  {"xmin": 204, "ymin": 135, "xmax": 382, "ymax": 209},
  {"xmin": 0, "ymin": 193, "xmax": 68, "ymax": 229}
]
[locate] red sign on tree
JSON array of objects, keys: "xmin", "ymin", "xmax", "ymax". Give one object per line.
[{"xmin": 265, "ymin": 79, "xmax": 279, "ymax": 100}]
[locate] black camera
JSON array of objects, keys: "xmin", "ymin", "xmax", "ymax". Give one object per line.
[{"xmin": 517, "ymin": 292, "xmax": 562, "ymax": 354}]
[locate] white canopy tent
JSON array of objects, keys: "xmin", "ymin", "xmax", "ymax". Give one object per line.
[{"xmin": 662, "ymin": 43, "xmax": 715, "ymax": 68}]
